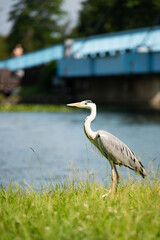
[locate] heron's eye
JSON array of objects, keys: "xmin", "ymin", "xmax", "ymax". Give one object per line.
[{"xmin": 85, "ymin": 102, "xmax": 88, "ymax": 105}]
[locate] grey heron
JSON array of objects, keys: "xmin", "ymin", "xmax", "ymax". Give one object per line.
[{"xmin": 67, "ymin": 100, "xmax": 147, "ymax": 192}]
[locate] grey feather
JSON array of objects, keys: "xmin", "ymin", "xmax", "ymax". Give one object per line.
[{"xmin": 95, "ymin": 130, "xmax": 147, "ymax": 178}]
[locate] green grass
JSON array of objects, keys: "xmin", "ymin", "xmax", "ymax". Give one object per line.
[
  {"xmin": 0, "ymin": 102, "xmax": 124, "ymax": 113},
  {"xmin": 0, "ymin": 176, "xmax": 160, "ymax": 240},
  {"xmin": 0, "ymin": 104, "xmax": 72, "ymax": 112}
]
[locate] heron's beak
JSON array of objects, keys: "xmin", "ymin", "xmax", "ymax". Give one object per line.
[{"xmin": 67, "ymin": 102, "xmax": 82, "ymax": 108}]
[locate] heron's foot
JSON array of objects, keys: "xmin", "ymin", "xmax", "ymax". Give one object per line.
[{"xmin": 101, "ymin": 189, "xmax": 111, "ymax": 198}]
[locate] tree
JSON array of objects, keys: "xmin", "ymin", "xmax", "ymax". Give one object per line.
[
  {"xmin": 7, "ymin": 0, "xmax": 67, "ymax": 53},
  {"xmin": 0, "ymin": 36, "xmax": 10, "ymax": 60},
  {"xmin": 73, "ymin": 0, "xmax": 160, "ymax": 37}
]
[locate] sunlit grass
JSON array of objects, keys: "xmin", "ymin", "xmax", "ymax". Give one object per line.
[
  {"xmin": 0, "ymin": 103, "xmax": 72, "ymax": 112},
  {"xmin": 0, "ymin": 174, "xmax": 160, "ymax": 240},
  {"xmin": 0, "ymin": 102, "xmax": 116, "ymax": 112}
]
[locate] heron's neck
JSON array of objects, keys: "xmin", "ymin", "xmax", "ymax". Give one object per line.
[{"xmin": 84, "ymin": 105, "xmax": 97, "ymax": 140}]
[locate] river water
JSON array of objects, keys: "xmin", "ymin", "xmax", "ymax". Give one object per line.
[{"xmin": 0, "ymin": 110, "xmax": 160, "ymax": 189}]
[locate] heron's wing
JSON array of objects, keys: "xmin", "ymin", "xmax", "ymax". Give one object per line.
[{"xmin": 96, "ymin": 130, "xmax": 146, "ymax": 177}]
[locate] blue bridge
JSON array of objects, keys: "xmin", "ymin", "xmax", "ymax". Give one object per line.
[
  {"xmin": 58, "ymin": 26, "xmax": 160, "ymax": 77},
  {"xmin": 0, "ymin": 44, "xmax": 63, "ymax": 71},
  {"xmin": 0, "ymin": 25, "xmax": 160, "ymax": 77}
]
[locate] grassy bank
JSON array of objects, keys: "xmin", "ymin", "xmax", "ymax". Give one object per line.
[
  {"xmin": 0, "ymin": 177, "xmax": 160, "ymax": 240},
  {"xmin": 0, "ymin": 104, "xmax": 70, "ymax": 112},
  {"xmin": 0, "ymin": 103, "xmax": 136, "ymax": 113}
]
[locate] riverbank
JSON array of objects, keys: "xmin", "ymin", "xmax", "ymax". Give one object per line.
[
  {"xmin": 0, "ymin": 103, "xmax": 70, "ymax": 112},
  {"xmin": 0, "ymin": 103, "xmax": 119, "ymax": 113},
  {"xmin": 1, "ymin": 103, "xmax": 160, "ymax": 114},
  {"xmin": 0, "ymin": 177, "xmax": 160, "ymax": 240}
]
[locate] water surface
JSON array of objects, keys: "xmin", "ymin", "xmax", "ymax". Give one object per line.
[{"xmin": 0, "ymin": 110, "xmax": 160, "ymax": 189}]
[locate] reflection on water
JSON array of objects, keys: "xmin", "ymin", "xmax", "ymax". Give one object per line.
[{"xmin": 0, "ymin": 110, "xmax": 160, "ymax": 189}]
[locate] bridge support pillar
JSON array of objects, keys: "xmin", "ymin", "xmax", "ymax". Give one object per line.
[{"xmin": 65, "ymin": 75, "xmax": 160, "ymax": 110}]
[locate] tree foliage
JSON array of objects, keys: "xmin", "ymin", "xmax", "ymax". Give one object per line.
[
  {"xmin": 7, "ymin": 0, "xmax": 67, "ymax": 52},
  {"xmin": 0, "ymin": 36, "xmax": 10, "ymax": 60},
  {"xmin": 73, "ymin": 0, "xmax": 160, "ymax": 37}
]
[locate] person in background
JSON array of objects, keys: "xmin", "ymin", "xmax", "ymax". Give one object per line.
[
  {"xmin": 12, "ymin": 44, "xmax": 24, "ymax": 57},
  {"xmin": 12, "ymin": 44, "xmax": 25, "ymax": 79}
]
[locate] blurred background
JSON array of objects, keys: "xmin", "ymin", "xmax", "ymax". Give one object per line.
[
  {"xmin": 0, "ymin": 0, "xmax": 160, "ymax": 189},
  {"xmin": 0, "ymin": 0, "xmax": 160, "ymax": 108}
]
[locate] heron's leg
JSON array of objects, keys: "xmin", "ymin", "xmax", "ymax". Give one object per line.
[
  {"xmin": 111, "ymin": 167, "xmax": 115, "ymax": 192},
  {"xmin": 102, "ymin": 162, "xmax": 115, "ymax": 197},
  {"xmin": 113, "ymin": 164, "xmax": 120, "ymax": 191},
  {"xmin": 109, "ymin": 161, "xmax": 115, "ymax": 193}
]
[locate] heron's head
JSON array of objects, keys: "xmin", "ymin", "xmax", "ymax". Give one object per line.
[{"xmin": 67, "ymin": 100, "xmax": 95, "ymax": 109}]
